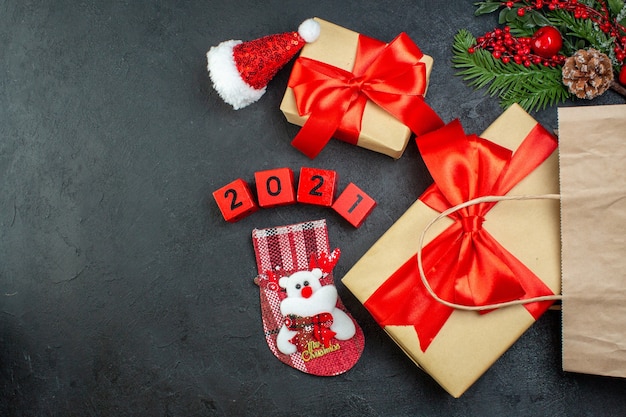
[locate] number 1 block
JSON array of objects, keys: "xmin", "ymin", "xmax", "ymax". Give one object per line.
[
  {"xmin": 213, "ymin": 178, "xmax": 258, "ymax": 223},
  {"xmin": 297, "ymin": 167, "xmax": 337, "ymax": 207},
  {"xmin": 254, "ymin": 167, "xmax": 296, "ymax": 208},
  {"xmin": 332, "ymin": 183, "xmax": 376, "ymax": 227}
]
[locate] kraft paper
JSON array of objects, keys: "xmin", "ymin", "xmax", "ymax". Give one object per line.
[
  {"xmin": 342, "ymin": 104, "xmax": 561, "ymax": 397},
  {"xmin": 279, "ymin": 17, "xmax": 433, "ymax": 159},
  {"xmin": 559, "ymin": 104, "xmax": 626, "ymax": 378}
]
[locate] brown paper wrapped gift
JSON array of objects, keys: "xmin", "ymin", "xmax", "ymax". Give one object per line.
[
  {"xmin": 342, "ymin": 104, "xmax": 561, "ymax": 397},
  {"xmin": 280, "ymin": 18, "xmax": 442, "ymax": 159},
  {"xmin": 559, "ymin": 104, "xmax": 626, "ymax": 378}
]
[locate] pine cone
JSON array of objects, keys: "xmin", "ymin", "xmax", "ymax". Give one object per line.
[{"xmin": 562, "ymin": 48, "xmax": 614, "ymax": 99}]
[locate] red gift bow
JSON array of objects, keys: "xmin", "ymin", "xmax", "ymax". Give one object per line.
[
  {"xmin": 288, "ymin": 32, "xmax": 444, "ymax": 159},
  {"xmin": 364, "ymin": 119, "xmax": 558, "ymax": 352},
  {"xmin": 286, "ymin": 313, "xmax": 336, "ymax": 350}
]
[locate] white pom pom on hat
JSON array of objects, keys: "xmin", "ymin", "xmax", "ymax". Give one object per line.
[
  {"xmin": 297, "ymin": 19, "xmax": 321, "ymax": 43},
  {"xmin": 206, "ymin": 18, "xmax": 320, "ymax": 110}
]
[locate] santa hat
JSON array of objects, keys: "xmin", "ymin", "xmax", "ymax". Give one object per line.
[{"xmin": 206, "ymin": 19, "xmax": 320, "ymax": 110}]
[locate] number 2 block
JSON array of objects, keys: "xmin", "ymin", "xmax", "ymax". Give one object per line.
[
  {"xmin": 213, "ymin": 178, "xmax": 259, "ymax": 223},
  {"xmin": 297, "ymin": 167, "xmax": 337, "ymax": 207},
  {"xmin": 254, "ymin": 167, "xmax": 296, "ymax": 208},
  {"xmin": 332, "ymin": 182, "xmax": 376, "ymax": 227}
]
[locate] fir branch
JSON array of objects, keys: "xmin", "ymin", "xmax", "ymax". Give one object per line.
[
  {"xmin": 501, "ymin": 75, "xmax": 572, "ymax": 109},
  {"xmin": 546, "ymin": 8, "xmax": 613, "ymax": 55},
  {"xmin": 452, "ymin": 29, "xmax": 572, "ymax": 112}
]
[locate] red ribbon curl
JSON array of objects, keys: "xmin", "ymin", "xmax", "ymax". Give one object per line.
[
  {"xmin": 364, "ymin": 120, "xmax": 558, "ymax": 352},
  {"xmin": 288, "ymin": 33, "xmax": 444, "ymax": 159}
]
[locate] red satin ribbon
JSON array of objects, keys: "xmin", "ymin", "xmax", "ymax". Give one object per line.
[
  {"xmin": 288, "ymin": 33, "xmax": 444, "ymax": 158},
  {"xmin": 364, "ymin": 120, "xmax": 558, "ymax": 352}
]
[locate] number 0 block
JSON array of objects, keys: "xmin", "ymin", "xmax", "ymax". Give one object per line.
[
  {"xmin": 213, "ymin": 178, "xmax": 258, "ymax": 223},
  {"xmin": 297, "ymin": 167, "xmax": 337, "ymax": 207},
  {"xmin": 332, "ymin": 182, "xmax": 376, "ymax": 227},
  {"xmin": 254, "ymin": 167, "xmax": 296, "ymax": 208}
]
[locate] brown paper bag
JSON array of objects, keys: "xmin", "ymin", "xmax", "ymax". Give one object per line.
[{"xmin": 559, "ymin": 104, "xmax": 626, "ymax": 378}]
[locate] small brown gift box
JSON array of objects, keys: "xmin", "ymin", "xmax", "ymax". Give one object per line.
[
  {"xmin": 342, "ymin": 104, "xmax": 561, "ymax": 397},
  {"xmin": 280, "ymin": 18, "xmax": 434, "ymax": 159}
]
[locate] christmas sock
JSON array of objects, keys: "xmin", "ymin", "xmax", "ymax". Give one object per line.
[{"xmin": 252, "ymin": 219, "xmax": 364, "ymax": 376}]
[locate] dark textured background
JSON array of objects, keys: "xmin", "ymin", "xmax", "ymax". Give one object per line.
[{"xmin": 1, "ymin": 1, "xmax": 625, "ymax": 416}]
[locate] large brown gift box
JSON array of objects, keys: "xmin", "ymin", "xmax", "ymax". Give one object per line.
[
  {"xmin": 280, "ymin": 18, "xmax": 436, "ymax": 159},
  {"xmin": 342, "ymin": 104, "xmax": 561, "ymax": 397}
]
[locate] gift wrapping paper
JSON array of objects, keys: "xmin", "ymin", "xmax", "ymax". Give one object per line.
[
  {"xmin": 280, "ymin": 17, "xmax": 441, "ymax": 159},
  {"xmin": 342, "ymin": 104, "xmax": 561, "ymax": 397}
]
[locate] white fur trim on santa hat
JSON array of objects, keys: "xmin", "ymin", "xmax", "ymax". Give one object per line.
[
  {"xmin": 206, "ymin": 39, "xmax": 266, "ymax": 110},
  {"xmin": 298, "ymin": 18, "xmax": 320, "ymax": 43}
]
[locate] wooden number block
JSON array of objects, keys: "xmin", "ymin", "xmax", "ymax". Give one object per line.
[
  {"xmin": 254, "ymin": 167, "xmax": 296, "ymax": 208},
  {"xmin": 332, "ymin": 183, "xmax": 376, "ymax": 227},
  {"xmin": 213, "ymin": 178, "xmax": 258, "ymax": 223},
  {"xmin": 297, "ymin": 167, "xmax": 337, "ymax": 207}
]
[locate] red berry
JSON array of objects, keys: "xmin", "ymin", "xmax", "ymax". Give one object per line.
[
  {"xmin": 531, "ymin": 26, "xmax": 563, "ymax": 59},
  {"xmin": 619, "ymin": 66, "xmax": 626, "ymax": 86},
  {"xmin": 517, "ymin": 8, "xmax": 526, "ymax": 16}
]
